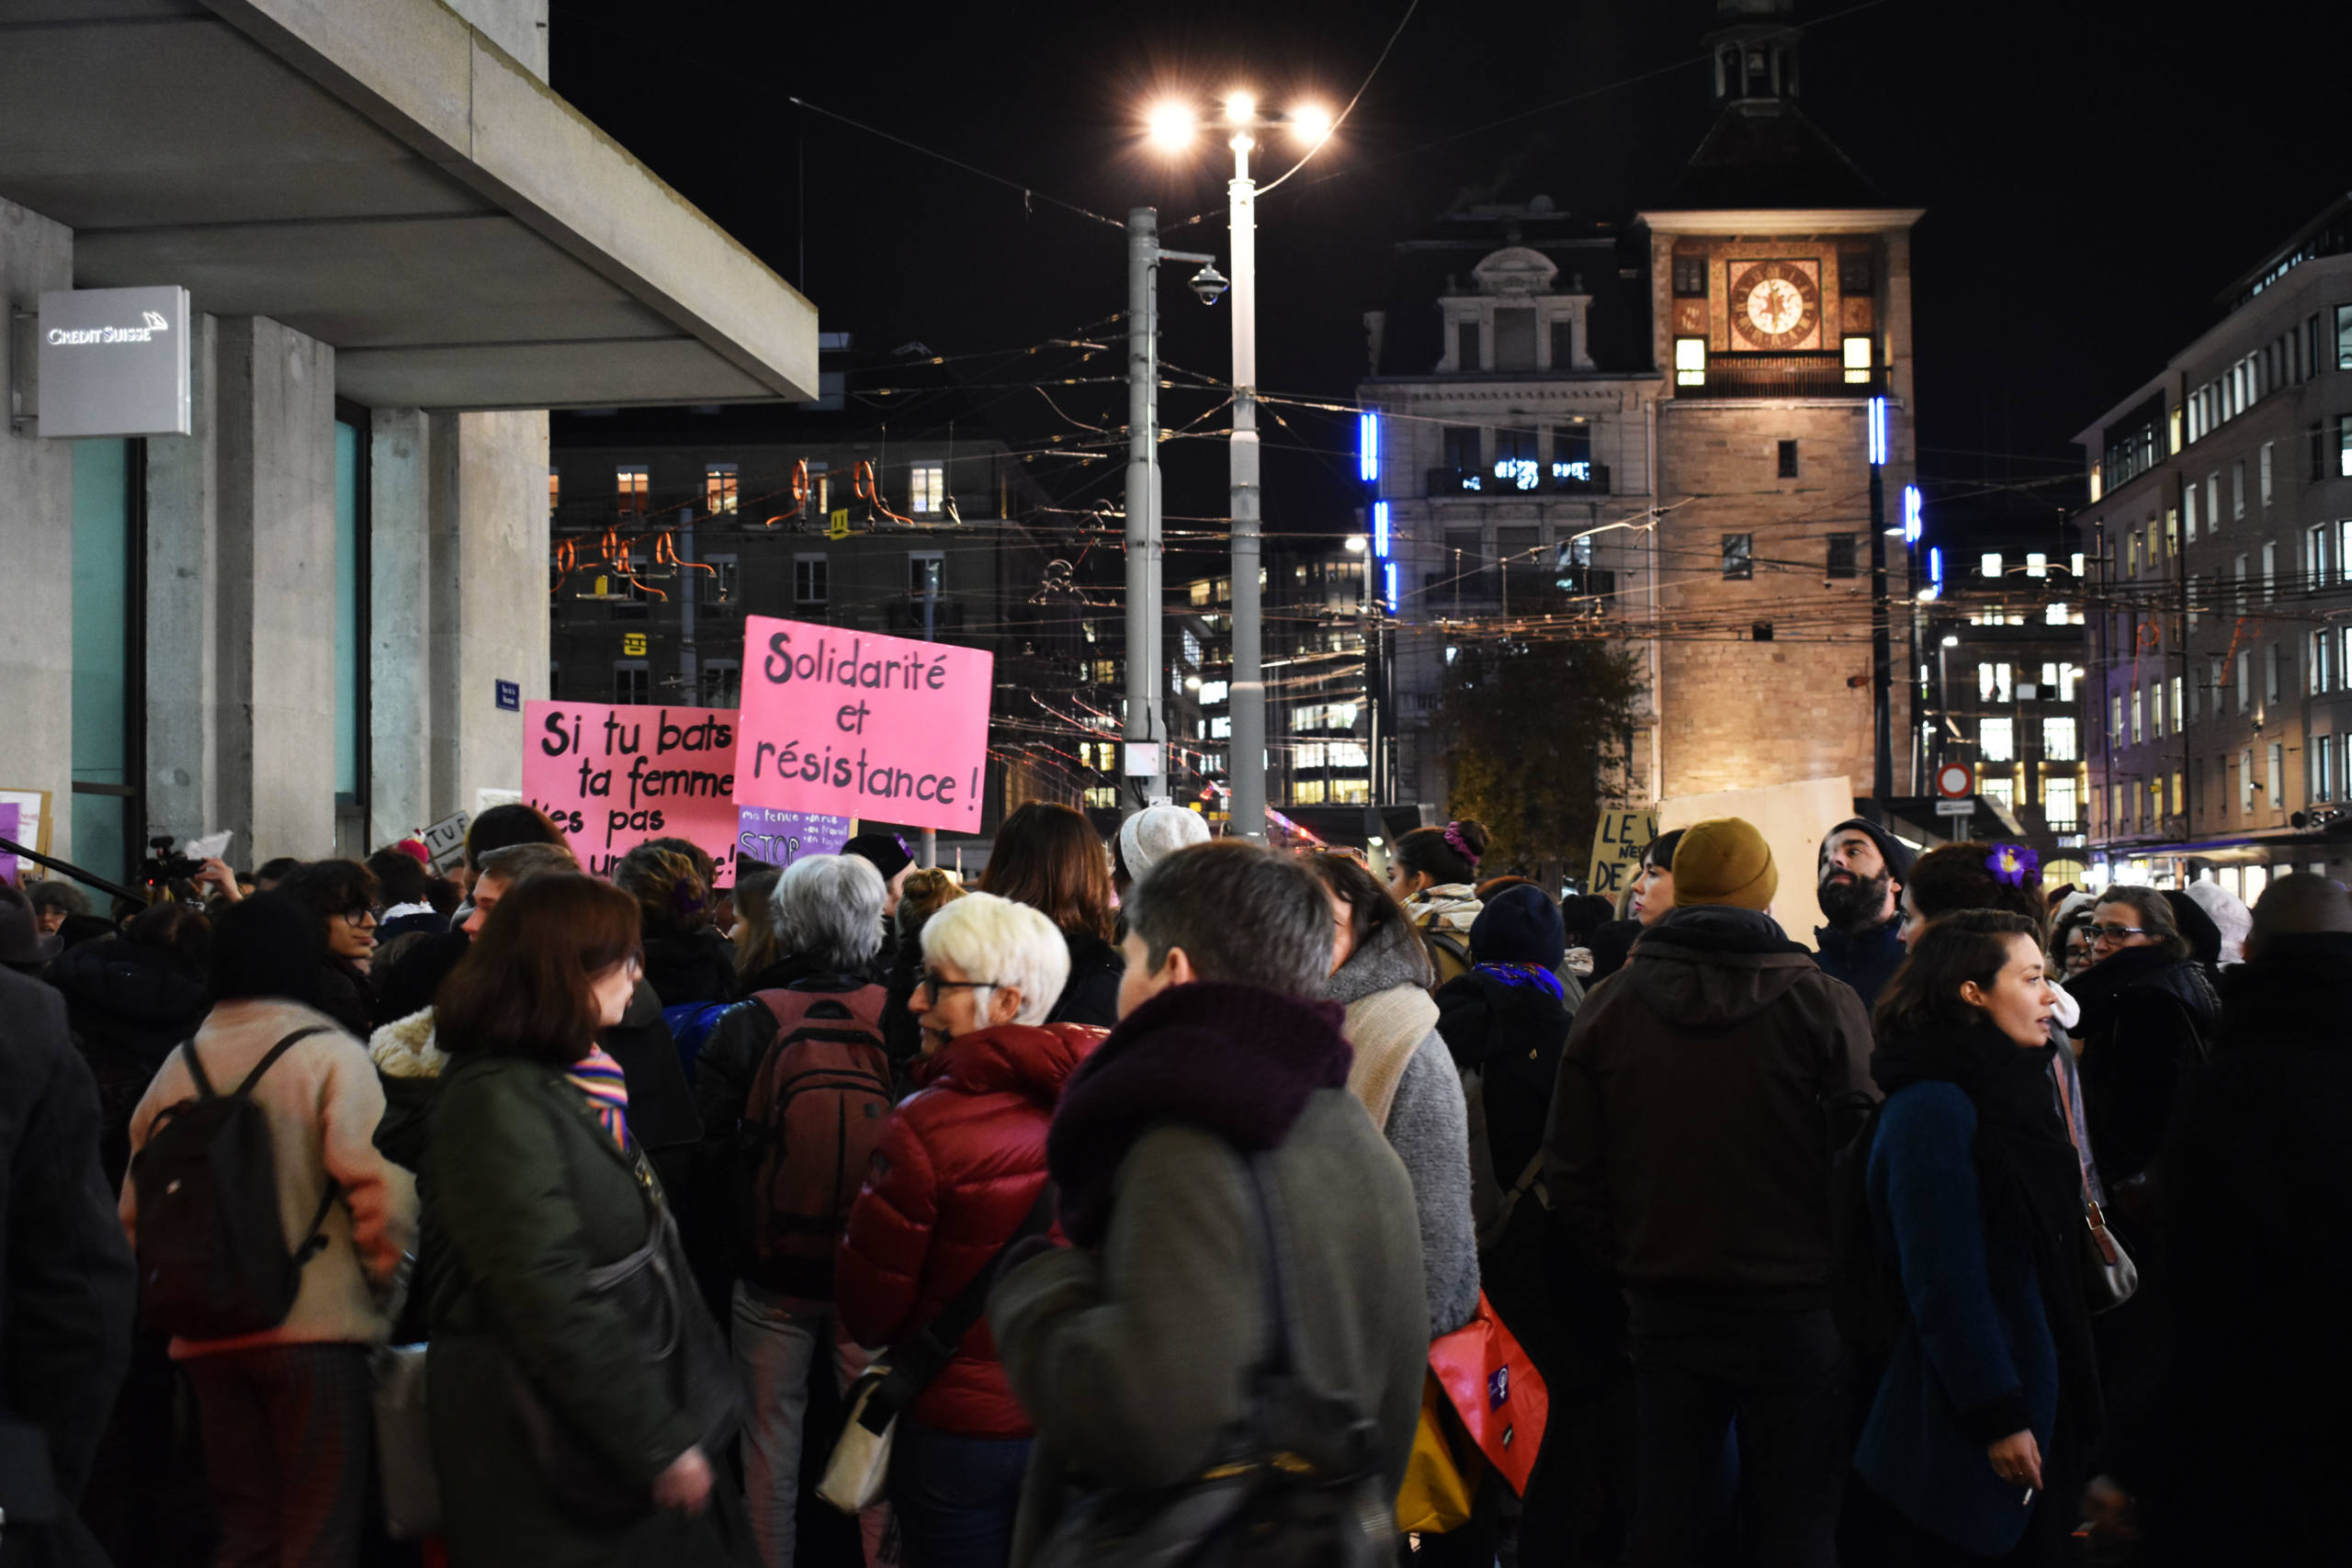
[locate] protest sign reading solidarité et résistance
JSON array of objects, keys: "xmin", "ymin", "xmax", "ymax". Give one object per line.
[{"xmin": 735, "ymin": 615, "xmax": 993, "ymax": 834}]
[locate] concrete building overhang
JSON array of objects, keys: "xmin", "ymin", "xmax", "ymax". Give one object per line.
[
  {"xmin": 1634, "ymin": 209, "xmax": 1925, "ymax": 237},
  {"xmin": 0, "ymin": 0, "xmax": 816, "ymax": 410}
]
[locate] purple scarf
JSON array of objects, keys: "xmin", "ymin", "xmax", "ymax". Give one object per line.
[{"xmin": 1046, "ymin": 982, "xmax": 1353, "ymax": 1248}]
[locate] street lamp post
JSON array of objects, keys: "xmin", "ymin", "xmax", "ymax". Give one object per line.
[
  {"xmin": 1225, "ymin": 114, "xmax": 1265, "ymax": 841},
  {"xmin": 1144, "ymin": 92, "xmax": 1329, "ymax": 841}
]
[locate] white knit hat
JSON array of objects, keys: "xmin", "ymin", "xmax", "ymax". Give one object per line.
[{"xmin": 1118, "ymin": 800, "xmax": 1210, "ymax": 882}]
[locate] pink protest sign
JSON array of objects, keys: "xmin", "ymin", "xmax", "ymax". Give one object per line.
[
  {"xmin": 523, "ymin": 701, "xmax": 744, "ymax": 884},
  {"xmin": 735, "ymin": 615, "xmax": 993, "ymax": 833}
]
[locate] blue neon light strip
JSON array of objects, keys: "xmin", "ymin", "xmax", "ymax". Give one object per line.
[
  {"xmin": 1373, "ymin": 499, "xmax": 1390, "ymax": 558},
  {"xmin": 1868, "ymin": 397, "xmax": 1889, "ymax": 467},
  {"xmin": 1903, "ymin": 483, "xmax": 1922, "ymax": 543},
  {"xmin": 1384, "ymin": 560, "xmax": 1397, "ymax": 611},
  {"xmin": 1358, "ymin": 412, "xmax": 1379, "ymax": 483}
]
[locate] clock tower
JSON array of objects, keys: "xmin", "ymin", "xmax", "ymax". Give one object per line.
[{"xmin": 1637, "ymin": 0, "xmax": 1924, "ymax": 805}]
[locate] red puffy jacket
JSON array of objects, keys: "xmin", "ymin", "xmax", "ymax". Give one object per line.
[{"xmin": 835, "ymin": 1021, "xmax": 1103, "ymax": 1437}]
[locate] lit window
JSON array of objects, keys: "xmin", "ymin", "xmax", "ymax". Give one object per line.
[
  {"xmin": 616, "ymin": 465, "xmax": 650, "ymax": 515},
  {"xmin": 1721, "ymin": 534, "xmax": 1753, "ymax": 580},
  {"xmin": 1981, "ymin": 663, "xmax": 1996, "ymax": 702},
  {"xmin": 1190, "ymin": 580, "xmax": 1213, "ymax": 606},
  {"xmin": 2026, "ymin": 552, "xmax": 2047, "ymax": 578},
  {"xmin": 1996, "ymin": 662, "xmax": 2012, "ymax": 703},
  {"xmin": 910, "ymin": 464, "xmax": 945, "ymax": 516},
  {"xmin": 698, "ymin": 554, "xmax": 739, "ymax": 606},
  {"xmin": 1211, "ymin": 716, "xmax": 1231, "ymax": 739},
  {"xmin": 548, "ymin": 468, "xmax": 560, "ymax": 514},
  {"xmin": 2042, "ymin": 716, "xmax": 2077, "ymax": 761},
  {"xmin": 1841, "ymin": 335, "xmax": 1872, "ymax": 384},
  {"xmin": 910, "ymin": 551, "xmax": 944, "ymax": 595},
  {"xmin": 1982, "ymin": 552, "xmax": 2003, "ymax": 579},
  {"xmin": 1981, "ymin": 774, "xmax": 2015, "ymax": 810},
  {"xmin": 2071, "ymin": 552, "xmax": 2086, "ymax": 576},
  {"xmin": 2131, "ymin": 689, "xmax": 2143, "ymax": 743},
  {"xmin": 2046, "ymin": 601, "xmax": 2069, "ymax": 626},
  {"xmin": 2044, "ymin": 774, "xmax": 2080, "ymax": 828},
  {"xmin": 1328, "ymin": 742, "xmax": 1368, "ymax": 767},
  {"xmin": 1182, "ymin": 628, "xmax": 1204, "ymax": 668},
  {"xmin": 1981, "ymin": 716, "xmax": 2016, "ymax": 761},
  {"xmin": 2270, "ymin": 742, "xmax": 2286, "ymax": 807},
  {"xmin": 1675, "ymin": 337, "xmax": 1708, "ymax": 387},
  {"xmin": 704, "ymin": 463, "xmax": 739, "ymax": 514},
  {"xmin": 1197, "ymin": 680, "xmax": 1229, "ymax": 705}
]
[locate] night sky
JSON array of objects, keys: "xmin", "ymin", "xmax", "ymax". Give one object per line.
[{"xmin": 550, "ymin": 0, "xmax": 2346, "ymax": 554}]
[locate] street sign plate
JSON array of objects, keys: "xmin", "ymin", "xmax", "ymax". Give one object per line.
[
  {"xmin": 622, "ymin": 631, "xmax": 648, "ymax": 657},
  {"xmin": 494, "ymin": 679, "xmax": 520, "ymax": 712},
  {"xmin": 1935, "ymin": 799, "xmax": 1974, "ymax": 818}
]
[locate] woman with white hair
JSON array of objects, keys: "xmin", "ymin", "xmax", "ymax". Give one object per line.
[
  {"xmin": 835, "ymin": 893, "xmax": 1107, "ymax": 1568},
  {"xmin": 690, "ymin": 852, "xmax": 894, "ymax": 1568}
]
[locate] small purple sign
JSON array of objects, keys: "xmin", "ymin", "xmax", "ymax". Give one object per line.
[{"xmin": 735, "ymin": 806, "xmax": 853, "ymax": 872}]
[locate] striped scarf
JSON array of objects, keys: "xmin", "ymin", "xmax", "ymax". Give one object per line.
[
  {"xmin": 1476, "ymin": 961, "xmax": 1566, "ymax": 1002},
  {"xmin": 566, "ymin": 1045, "xmax": 632, "ymax": 1152}
]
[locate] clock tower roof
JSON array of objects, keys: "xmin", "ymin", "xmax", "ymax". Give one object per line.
[{"xmin": 1656, "ymin": 0, "xmax": 1891, "ymax": 214}]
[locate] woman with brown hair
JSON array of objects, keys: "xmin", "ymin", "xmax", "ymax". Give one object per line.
[
  {"xmin": 421, "ymin": 874, "xmax": 746, "ymax": 1567},
  {"xmin": 978, "ymin": 801, "xmax": 1121, "ymax": 1027}
]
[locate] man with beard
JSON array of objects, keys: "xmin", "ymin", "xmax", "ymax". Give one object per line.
[{"xmin": 1813, "ymin": 818, "xmax": 1914, "ymax": 1010}]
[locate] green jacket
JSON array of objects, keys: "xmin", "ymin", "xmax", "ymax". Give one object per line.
[
  {"xmin": 420, "ymin": 1052, "xmax": 746, "ymax": 1568},
  {"xmin": 989, "ymin": 1090, "xmax": 1429, "ymax": 1567}
]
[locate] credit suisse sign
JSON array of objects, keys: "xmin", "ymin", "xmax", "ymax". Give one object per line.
[{"xmin": 37, "ymin": 286, "xmax": 192, "ymax": 437}]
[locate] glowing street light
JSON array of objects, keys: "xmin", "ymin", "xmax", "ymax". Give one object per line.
[
  {"xmin": 1146, "ymin": 101, "xmax": 1195, "ymax": 151},
  {"xmin": 1289, "ymin": 103, "xmax": 1332, "ymax": 145}
]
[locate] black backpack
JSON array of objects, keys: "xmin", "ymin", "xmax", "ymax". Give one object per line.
[
  {"xmin": 1828, "ymin": 1092, "xmax": 1905, "ymax": 1362},
  {"xmin": 131, "ymin": 1027, "xmax": 340, "ymax": 1339}
]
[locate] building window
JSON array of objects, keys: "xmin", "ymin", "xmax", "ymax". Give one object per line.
[
  {"xmin": 2265, "ymin": 643, "xmax": 2282, "ymax": 704},
  {"xmin": 1842, "ymin": 335, "xmax": 1873, "ymax": 384},
  {"xmin": 2109, "ymin": 694, "xmax": 2122, "ymax": 741},
  {"xmin": 2184, "ymin": 484, "xmax": 2198, "ymax": 540},
  {"xmin": 908, "ymin": 463, "xmax": 945, "ymax": 517},
  {"xmin": 2270, "ymin": 741, "xmax": 2286, "ymax": 807},
  {"xmin": 1552, "ymin": 423, "xmax": 1593, "ymax": 480},
  {"xmin": 1721, "ymin": 534, "xmax": 1752, "ymax": 579},
  {"xmin": 2260, "ymin": 442, "xmax": 2274, "ymax": 506},
  {"xmin": 699, "ymin": 660, "xmax": 741, "ymax": 707},
  {"xmin": 616, "ymin": 464, "xmax": 649, "ymax": 515},
  {"xmin": 1442, "ymin": 425, "xmax": 1482, "ymax": 472},
  {"xmin": 1494, "ymin": 427, "xmax": 1540, "ymax": 491},
  {"xmin": 1982, "ymin": 774, "xmax": 2015, "ymax": 811},
  {"xmin": 1455, "ymin": 321, "xmax": 1481, "ymax": 372},
  {"xmin": 1838, "ymin": 251, "xmax": 1874, "ymax": 295},
  {"xmin": 909, "ymin": 550, "xmax": 944, "ymax": 595},
  {"xmin": 2315, "ymin": 734, "xmax": 2339, "ymax": 802},
  {"xmin": 2042, "ymin": 716, "xmax": 2077, "ymax": 761},
  {"xmin": 1826, "ymin": 534, "xmax": 1857, "ymax": 579},
  {"xmin": 2237, "ymin": 649, "xmax": 2252, "ymax": 711},
  {"xmin": 2233, "ymin": 460, "xmax": 2246, "ymax": 518},
  {"xmin": 1672, "ymin": 254, "xmax": 1708, "ymax": 297},
  {"xmin": 699, "ymin": 553, "xmax": 738, "ymax": 605},
  {"xmin": 2130, "ymin": 689, "xmax": 2143, "ymax": 744},
  {"xmin": 704, "ymin": 463, "xmax": 738, "ymax": 514},
  {"xmin": 2044, "ymin": 773, "xmax": 2080, "ymax": 828},
  {"xmin": 613, "ymin": 661, "xmax": 650, "ymax": 705},
  {"xmin": 2310, "ymin": 523, "xmax": 2332, "ymax": 586},
  {"xmin": 1981, "ymin": 716, "xmax": 2015, "ymax": 761},
  {"xmin": 548, "ymin": 468, "xmax": 560, "ymax": 514},
  {"xmin": 2206, "ymin": 473, "xmax": 2222, "ymax": 528},
  {"xmin": 2337, "ymin": 304, "xmax": 2352, "ymax": 369},
  {"xmin": 2262, "ymin": 540, "xmax": 2277, "ymax": 597},
  {"xmin": 794, "ymin": 553, "xmax": 828, "ymax": 604},
  {"xmin": 1493, "ymin": 308, "xmax": 1537, "ymax": 369},
  {"xmin": 2170, "ymin": 674, "xmax": 2182, "ymax": 728},
  {"xmin": 1675, "ymin": 337, "xmax": 1707, "ymax": 387},
  {"xmin": 1777, "ymin": 439, "xmax": 1800, "ymax": 479},
  {"xmin": 2316, "ymin": 630, "xmax": 2336, "ymax": 694},
  {"xmin": 1549, "ymin": 318, "xmax": 1575, "ymax": 368}
]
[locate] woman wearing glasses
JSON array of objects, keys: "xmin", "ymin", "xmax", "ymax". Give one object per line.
[
  {"xmin": 274, "ymin": 859, "xmax": 382, "ymax": 1037},
  {"xmin": 2067, "ymin": 887, "xmax": 2220, "ymax": 1190},
  {"xmin": 836, "ymin": 892, "xmax": 1104, "ymax": 1567}
]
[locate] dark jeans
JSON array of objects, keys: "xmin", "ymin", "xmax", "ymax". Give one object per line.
[
  {"xmin": 887, "ymin": 1421, "xmax": 1031, "ymax": 1568},
  {"xmin": 1624, "ymin": 1297, "xmax": 1849, "ymax": 1568},
  {"xmin": 182, "ymin": 1343, "xmax": 373, "ymax": 1568}
]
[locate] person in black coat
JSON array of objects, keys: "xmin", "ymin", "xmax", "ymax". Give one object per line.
[
  {"xmin": 2067, "ymin": 886, "xmax": 2219, "ymax": 1188},
  {"xmin": 44, "ymin": 901, "xmax": 211, "ymax": 1190},
  {"xmin": 616, "ymin": 846, "xmax": 736, "ymax": 1010},
  {"xmin": 0, "ymin": 966, "xmax": 137, "ymax": 1568},
  {"xmin": 977, "ymin": 802, "xmax": 1123, "ymax": 1028},
  {"xmin": 273, "ymin": 859, "xmax": 384, "ymax": 1038},
  {"xmin": 2100, "ymin": 874, "xmax": 2352, "ymax": 1566},
  {"xmin": 1434, "ymin": 886, "xmax": 1607, "ymax": 1565}
]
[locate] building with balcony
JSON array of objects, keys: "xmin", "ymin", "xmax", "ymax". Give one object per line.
[
  {"xmin": 1357, "ymin": 0, "xmax": 1917, "ymax": 818},
  {"xmin": 2074, "ymin": 196, "xmax": 2352, "ymax": 896},
  {"xmin": 546, "ymin": 348, "xmax": 1115, "ymax": 840}
]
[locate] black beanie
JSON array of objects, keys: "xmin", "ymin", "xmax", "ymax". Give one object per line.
[
  {"xmin": 842, "ymin": 832, "xmax": 913, "ymax": 882},
  {"xmin": 1469, "ymin": 885, "xmax": 1566, "ymax": 968},
  {"xmin": 1820, "ymin": 818, "xmax": 1915, "ymax": 887}
]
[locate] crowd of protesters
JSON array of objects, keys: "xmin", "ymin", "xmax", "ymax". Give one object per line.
[{"xmin": 0, "ymin": 792, "xmax": 2342, "ymax": 1568}]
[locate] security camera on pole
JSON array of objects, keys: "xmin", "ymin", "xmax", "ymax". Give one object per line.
[
  {"xmin": 1123, "ymin": 206, "xmax": 1219, "ymax": 818},
  {"xmin": 1144, "ymin": 92, "xmax": 1333, "ymax": 841}
]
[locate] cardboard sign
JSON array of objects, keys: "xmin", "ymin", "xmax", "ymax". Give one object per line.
[
  {"xmin": 523, "ymin": 701, "xmax": 743, "ymax": 885},
  {"xmin": 735, "ymin": 615, "xmax": 994, "ymax": 834},
  {"xmin": 1587, "ymin": 809, "xmax": 1657, "ymax": 898},
  {"xmin": 1658, "ymin": 774, "xmax": 1852, "ymax": 952},
  {"xmin": 736, "ymin": 807, "xmax": 854, "ymax": 871},
  {"xmin": 420, "ymin": 810, "xmax": 470, "ymax": 874}
]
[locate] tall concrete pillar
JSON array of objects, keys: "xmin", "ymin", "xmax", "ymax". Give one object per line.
[
  {"xmin": 147, "ymin": 314, "xmax": 337, "ymax": 864},
  {"xmin": 0, "ymin": 198, "xmax": 75, "ymax": 862},
  {"xmin": 368, "ymin": 408, "xmax": 432, "ymax": 844},
  {"xmin": 146, "ymin": 314, "xmax": 221, "ymax": 845},
  {"xmin": 427, "ymin": 410, "xmax": 548, "ymax": 818}
]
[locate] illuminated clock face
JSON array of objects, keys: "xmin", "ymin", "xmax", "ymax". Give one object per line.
[{"xmin": 1729, "ymin": 260, "xmax": 1820, "ymax": 350}]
